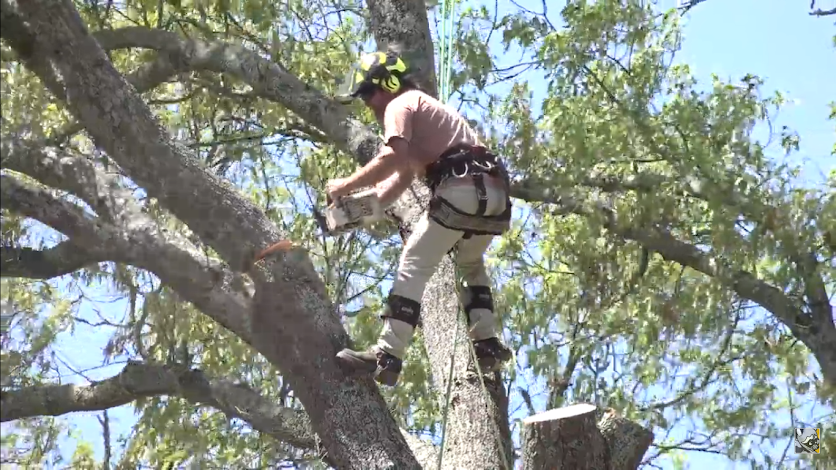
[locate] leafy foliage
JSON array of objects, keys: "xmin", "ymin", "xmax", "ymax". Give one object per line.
[{"xmin": 1, "ymin": 0, "xmax": 832, "ymax": 469}]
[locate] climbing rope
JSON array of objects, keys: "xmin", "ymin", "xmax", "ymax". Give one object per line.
[
  {"xmin": 434, "ymin": 3, "xmax": 457, "ymax": 468},
  {"xmin": 433, "ymin": 4, "xmax": 512, "ymax": 469}
]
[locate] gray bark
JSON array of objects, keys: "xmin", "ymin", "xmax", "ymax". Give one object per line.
[
  {"xmin": 365, "ymin": 2, "xmax": 514, "ymax": 468},
  {"xmin": 0, "ymin": 243, "xmax": 106, "ymax": 279},
  {"xmin": 1, "ymin": 0, "xmax": 832, "ymax": 468},
  {"xmin": 521, "ymin": 404, "xmax": 653, "ymax": 470},
  {"xmin": 5, "ymin": 1, "xmax": 420, "ymax": 468},
  {"xmin": 0, "ymin": 361, "xmax": 439, "ymax": 468},
  {"xmin": 598, "ymin": 408, "xmax": 655, "ymax": 470}
]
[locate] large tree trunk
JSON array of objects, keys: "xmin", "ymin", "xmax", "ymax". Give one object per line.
[
  {"xmin": 365, "ymin": 1, "xmax": 514, "ymax": 468},
  {"xmin": 6, "ymin": 1, "xmax": 420, "ymax": 468},
  {"xmin": 521, "ymin": 404, "xmax": 653, "ymax": 470}
]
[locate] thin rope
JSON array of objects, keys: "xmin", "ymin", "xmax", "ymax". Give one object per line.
[
  {"xmin": 434, "ymin": 3, "xmax": 457, "ymax": 469},
  {"xmin": 433, "ymin": 2, "xmax": 511, "ymax": 469}
]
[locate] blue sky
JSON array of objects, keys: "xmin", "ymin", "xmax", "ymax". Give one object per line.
[{"xmin": 2, "ymin": 0, "xmax": 833, "ymax": 468}]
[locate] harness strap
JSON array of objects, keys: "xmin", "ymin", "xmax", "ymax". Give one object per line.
[{"xmin": 473, "ymin": 173, "xmax": 488, "ymax": 217}]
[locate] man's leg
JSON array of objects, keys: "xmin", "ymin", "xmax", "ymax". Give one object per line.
[
  {"xmin": 438, "ymin": 178, "xmax": 513, "ymax": 372},
  {"xmin": 455, "ymin": 234, "xmax": 513, "ymax": 372},
  {"xmin": 336, "ymin": 210, "xmax": 465, "ymax": 386}
]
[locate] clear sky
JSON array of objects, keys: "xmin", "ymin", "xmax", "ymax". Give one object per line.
[{"xmin": 5, "ymin": 0, "xmax": 833, "ymax": 468}]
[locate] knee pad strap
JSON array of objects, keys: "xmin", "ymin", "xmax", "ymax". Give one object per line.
[
  {"xmin": 464, "ymin": 286, "xmax": 493, "ymax": 323},
  {"xmin": 382, "ymin": 294, "xmax": 422, "ymax": 327}
]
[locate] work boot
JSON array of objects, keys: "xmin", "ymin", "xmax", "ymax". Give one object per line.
[
  {"xmin": 472, "ymin": 337, "xmax": 512, "ymax": 372},
  {"xmin": 336, "ymin": 346, "xmax": 403, "ymax": 386}
]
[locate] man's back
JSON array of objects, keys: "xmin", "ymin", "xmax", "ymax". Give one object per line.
[{"xmin": 383, "ymin": 89, "xmax": 485, "ymax": 170}]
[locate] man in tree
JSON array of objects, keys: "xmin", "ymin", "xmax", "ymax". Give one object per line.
[{"xmin": 327, "ymin": 51, "xmax": 514, "ymax": 386}]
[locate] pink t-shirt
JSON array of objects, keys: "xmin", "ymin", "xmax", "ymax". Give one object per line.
[{"xmin": 382, "ymin": 89, "xmax": 485, "ymax": 175}]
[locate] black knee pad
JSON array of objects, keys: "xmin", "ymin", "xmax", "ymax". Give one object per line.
[
  {"xmin": 381, "ymin": 294, "xmax": 421, "ymax": 327},
  {"xmin": 464, "ymin": 286, "xmax": 493, "ymax": 323}
]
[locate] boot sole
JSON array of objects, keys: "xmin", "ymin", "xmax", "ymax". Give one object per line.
[
  {"xmin": 335, "ymin": 351, "xmax": 400, "ymax": 387},
  {"xmin": 477, "ymin": 349, "xmax": 513, "ymax": 373},
  {"xmin": 375, "ymin": 369, "xmax": 399, "ymax": 387}
]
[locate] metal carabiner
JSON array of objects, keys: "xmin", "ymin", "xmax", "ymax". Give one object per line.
[
  {"xmin": 452, "ymin": 162, "xmax": 469, "ymax": 178},
  {"xmin": 473, "ymin": 159, "xmax": 494, "ymax": 171}
]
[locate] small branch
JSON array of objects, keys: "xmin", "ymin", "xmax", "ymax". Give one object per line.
[
  {"xmin": 512, "ymin": 183, "xmax": 836, "ymax": 388},
  {"xmin": 0, "ymin": 243, "xmax": 106, "ymax": 279},
  {"xmin": 98, "ymin": 410, "xmax": 112, "ymax": 470},
  {"xmin": 810, "ymin": 7, "xmax": 836, "ymax": 16}
]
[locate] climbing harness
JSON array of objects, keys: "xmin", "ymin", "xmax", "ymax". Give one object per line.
[{"xmin": 424, "ymin": 144, "xmax": 513, "ymax": 238}]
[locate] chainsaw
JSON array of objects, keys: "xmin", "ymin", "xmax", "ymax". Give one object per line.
[{"xmin": 312, "ymin": 188, "xmax": 384, "ymax": 236}]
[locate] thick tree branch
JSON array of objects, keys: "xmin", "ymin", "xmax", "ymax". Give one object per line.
[
  {"xmin": 10, "ymin": 2, "xmax": 425, "ymax": 467},
  {"xmin": 0, "ymin": 173, "xmax": 111, "ymax": 246},
  {"xmin": 0, "ymin": 243, "xmax": 106, "ymax": 279},
  {"xmin": 1, "ymin": 149, "xmax": 253, "ymax": 337},
  {"xmin": 516, "ymin": 184, "xmax": 836, "ymax": 387},
  {"xmin": 91, "ymin": 26, "xmax": 382, "ymax": 166},
  {"xmin": 520, "ymin": 404, "xmax": 653, "ymax": 470},
  {"xmin": 0, "ymin": 361, "xmax": 439, "ymax": 467},
  {"xmin": 0, "ymin": 0, "xmax": 66, "ymax": 99},
  {"xmin": 10, "ymin": 2, "xmax": 279, "ymax": 272},
  {"xmin": 0, "ymin": 361, "xmax": 315, "ymax": 449}
]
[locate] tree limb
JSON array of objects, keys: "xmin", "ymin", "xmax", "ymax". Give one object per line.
[
  {"xmin": 0, "ymin": 361, "xmax": 439, "ymax": 467},
  {"xmin": 0, "ymin": 0, "xmax": 66, "ymax": 100},
  {"xmin": 10, "ymin": 2, "xmax": 426, "ymax": 467},
  {"xmin": 0, "ymin": 243, "xmax": 106, "ymax": 279},
  {"xmin": 1, "ymin": 153, "xmax": 252, "ymax": 338},
  {"xmin": 0, "ymin": 173, "xmax": 112, "ymax": 246},
  {"xmin": 810, "ymin": 7, "xmax": 836, "ymax": 16},
  {"xmin": 515, "ymin": 184, "xmax": 836, "ymax": 387}
]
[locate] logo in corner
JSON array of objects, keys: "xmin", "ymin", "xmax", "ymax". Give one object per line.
[{"xmin": 795, "ymin": 428, "xmax": 821, "ymax": 454}]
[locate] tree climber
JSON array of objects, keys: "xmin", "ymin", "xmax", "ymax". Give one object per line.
[{"xmin": 328, "ymin": 50, "xmax": 514, "ymax": 386}]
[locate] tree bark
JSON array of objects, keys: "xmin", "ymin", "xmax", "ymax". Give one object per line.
[
  {"xmin": 521, "ymin": 404, "xmax": 653, "ymax": 470},
  {"xmin": 366, "ymin": 2, "xmax": 514, "ymax": 468},
  {"xmin": 0, "ymin": 361, "xmax": 440, "ymax": 467},
  {"xmin": 6, "ymin": 1, "xmax": 421, "ymax": 468},
  {"xmin": 521, "ymin": 404, "xmax": 609, "ymax": 470},
  {"xmin": 597, "ymin": 408, "xmax": 654, "ymax": 470}
]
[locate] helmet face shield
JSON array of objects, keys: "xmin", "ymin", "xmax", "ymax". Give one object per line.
[{"xmin": 335, "ymin": 65, "xmax": 369, "ymax": 103}]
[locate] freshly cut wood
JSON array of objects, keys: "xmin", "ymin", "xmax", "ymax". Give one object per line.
[
  {"xmin": 521, "ymin": 403, "xmax": 608, "ymax": 470},
  {"xmin": 520, "ymin": 404, "xmax": 653, "ymax": 470}
]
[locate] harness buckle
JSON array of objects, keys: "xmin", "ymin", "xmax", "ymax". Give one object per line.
[{"xmin": 452, "ymin": 162, "xmax": 469, "ymax": 178}]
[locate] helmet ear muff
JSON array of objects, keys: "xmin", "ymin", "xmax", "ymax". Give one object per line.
[
  {"xmin": 354, "ymin": 51, "xmax": 408, "ymax": 96},
  {"xmin": 380, "ymin": 74, "xmax": 400, "ymax": 93}
]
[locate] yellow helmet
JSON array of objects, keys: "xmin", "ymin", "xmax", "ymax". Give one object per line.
[{"xmin": 335, "ymin": 51, "xmax": 408, "ymax": 103}]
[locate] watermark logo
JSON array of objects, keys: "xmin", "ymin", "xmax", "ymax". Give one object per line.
[{"xmin": 795, "ymin": 428, "xmax": 821, "ymax": 454}]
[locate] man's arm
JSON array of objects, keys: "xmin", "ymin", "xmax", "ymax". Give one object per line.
[
  {"xmin": 340, "ymin": 98, "xmax": 415, "ymax": 194},
  {"xmin": 341, "ymin": 139, "xmax": 410, "ymax": 193},
  {"xmin": 376, "ymin": 169, "xmax": 414, "ymax": 207}
]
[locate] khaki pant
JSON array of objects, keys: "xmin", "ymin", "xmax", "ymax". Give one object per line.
[{"xmin": 378, "ymin": 177, "xmax": 508, "ymax": 358}]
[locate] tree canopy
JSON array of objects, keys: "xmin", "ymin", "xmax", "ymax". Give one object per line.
[{"xmin": 1, "ymin": 0, "xmax": 833, "ymax": 469}]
